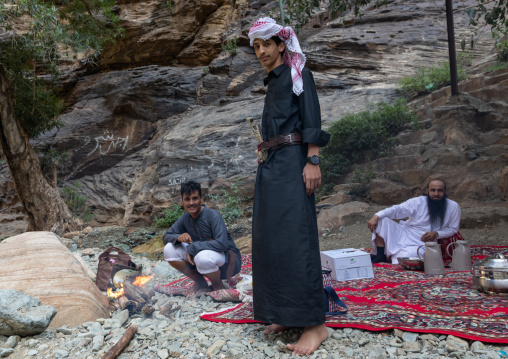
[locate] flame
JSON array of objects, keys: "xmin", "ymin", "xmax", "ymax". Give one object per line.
[
  {"xmin": 132, "ymin": 274, "xmax": 154, "ymax": 286},
  {"xmin": 106, "ymin": 274, "xmax": 154, "ymax": 298},
  {"xmin": 107, "ymin": 287, "xmax": 125, "ymax": 298}
]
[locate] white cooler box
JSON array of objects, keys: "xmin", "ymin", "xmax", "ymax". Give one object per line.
[{"xmin": 320, "ymin": 248, "xmax": 374, "ymax": 281}]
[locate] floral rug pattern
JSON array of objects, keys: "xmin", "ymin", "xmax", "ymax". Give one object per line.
[{"xmin": 157, "ymin": 248, "xmax": 508, "ymax": 343}]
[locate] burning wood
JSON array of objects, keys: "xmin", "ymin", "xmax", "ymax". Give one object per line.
[{"xmin": 107, "ymin": 274, "xmax": 155, "ymax": 315}]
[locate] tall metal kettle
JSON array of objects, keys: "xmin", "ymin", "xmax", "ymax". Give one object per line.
[
  {"xmin": 447, "ymin": 240, "xmax": 471, "ymax": 271},
  {"xmin": 473, "ymin": 253, "xmax": 508, "ymax": 295},
  {"xmin": 418, "ymin": 242, "xmax": 445, "ymax": 275}
]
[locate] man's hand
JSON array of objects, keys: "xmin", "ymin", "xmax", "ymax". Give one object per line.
[
  {"xmin": 186, "ymin": 252, "xmax": 195, "ymax": 265},
  {"xmin": 367, "ymin": 215, "xmax": 379, "ymax": 233},
  {"xmin": 302, "ymin": 163, "xmax": 321, "ymax": 196},
  {"xmin": 421, "ymin": 231, "xmax": 438, "ymax": 242},
  {"xmin": 177, "ymin": 233, "xmax": 192, "ymax": 244}
]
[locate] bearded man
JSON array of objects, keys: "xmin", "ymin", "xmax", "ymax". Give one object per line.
[{"xmin": 367, "ymin": 180, "xmax": 462, "ymax": 264}]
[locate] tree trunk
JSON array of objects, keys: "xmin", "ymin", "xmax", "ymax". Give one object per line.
[{"xmin": 0, "ymin": 66, "xmax": 77, "ymax": 235}]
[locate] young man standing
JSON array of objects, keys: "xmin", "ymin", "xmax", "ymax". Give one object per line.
[
  {"xmin": 248, "ymin": 17, "xmax": 331, "ymax": 356},
  {"xmin": 163, "ymin": 181, "xmax": 241, "ymax": 295}
]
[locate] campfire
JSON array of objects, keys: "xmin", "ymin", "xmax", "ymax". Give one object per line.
[{"xmin": 107, "ymin": 274, "xmax": 155, "ymax": 315}]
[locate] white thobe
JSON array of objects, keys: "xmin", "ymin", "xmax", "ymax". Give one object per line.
[{"xmin": 372, "ymin": 196, "xmax": 461, "ymax": 264}]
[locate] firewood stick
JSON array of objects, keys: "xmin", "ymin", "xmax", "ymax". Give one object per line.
[
  {"xmin": 118, "ymin": 296, "xmax": 129, "ymax": 311},
  {"xmin": 101, "ymin": 324, "xmax": 138, "ymax": 359},
  {"xmin": 123, "ymin": 282, "xmax": 147, "ymax": 304},
  {"xmin": 141, "ymin": 303, "xmax": 154, "ymax": 316}
]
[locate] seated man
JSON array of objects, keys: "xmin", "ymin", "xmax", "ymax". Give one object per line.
[
  {"xmin": 367, "ymin": 179, "xmax": 461, "ymax": 264},
  {"xmin": 163, "ymin": 181, "xmax": 242, "ymax": 294}
]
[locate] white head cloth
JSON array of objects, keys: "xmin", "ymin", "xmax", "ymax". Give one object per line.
[{"xmin": 248, "ymin": 17, "xmax": 306, "ymax": 95}]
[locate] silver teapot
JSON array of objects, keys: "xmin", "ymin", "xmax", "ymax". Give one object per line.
[{"xmin": 472, "ymin": 253, "xmax": 508, "ymax": 295}]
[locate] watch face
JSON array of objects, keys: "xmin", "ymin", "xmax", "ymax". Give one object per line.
[{"xmin": 309, "ymin": 155, "xmax": 320, "ymax": 165}]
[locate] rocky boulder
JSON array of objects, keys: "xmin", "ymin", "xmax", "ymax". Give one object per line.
[
  {"xmin": 317, "ymin": 201, "xmax": 370, "ymax": 236},
  {"xmin": 101, "ymin": 0, "xmax": 238, "ymax": 67},
  {"xmin": 35, "ymin": 65, "xmax": 203, "ymax": 181},
  {"xmin": 0, "ymin": 290, "xmax": 56, "ymax": 336},
  {"xmin": 0, "ymin": 232, "xmax": 110, "ymax": 329},
  {"xmin": 359, "ymin": 68, "xmax": 508, "ymax": 209}
]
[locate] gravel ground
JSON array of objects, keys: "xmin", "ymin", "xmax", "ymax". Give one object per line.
[{"xmin": 1, "ymin": 218, "xmax": 508, "ymax": 359}]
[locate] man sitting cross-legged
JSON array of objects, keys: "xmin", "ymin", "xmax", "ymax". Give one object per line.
[
  {"xmin": 367, "ymin": 179, "xmax": 461, "ymax": 264},
  {"xmin": 163, "ymin": 181, "xmax": 242, "ymax": 295}
]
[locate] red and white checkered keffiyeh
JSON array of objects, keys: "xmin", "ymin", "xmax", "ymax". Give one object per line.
[{"xmin": 248, "ymin": 17, "xmax": 306, "ymax": 95}]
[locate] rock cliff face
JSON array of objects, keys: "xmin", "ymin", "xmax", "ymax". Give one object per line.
[
  {"xmin": 0, "ymin": 0, "xmax": 504, "ymax": 235},
  {"xmin": 325, "ymin": 66, "xmax": 508, "ymax": 206}
]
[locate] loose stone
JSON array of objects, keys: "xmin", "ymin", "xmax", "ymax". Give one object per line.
[
  {"xmin": 402, "ymin": 332, "xmax": 419, "ymax": 343},
  {"xmin": 0, "ymin": 349, "xmax": 14, "ymax": 358},
  {"xmin": 4, "ymin": 336, "xmax": 19, "ymax": 349}
]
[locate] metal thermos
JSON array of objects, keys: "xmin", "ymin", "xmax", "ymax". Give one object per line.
[
  {"xmin": 449, "ymin": 240, "xmax": 472, "ymax": 271},
  {"xmin": 423, "ymin": 242, "xmax": 446, "ymax": 275}
]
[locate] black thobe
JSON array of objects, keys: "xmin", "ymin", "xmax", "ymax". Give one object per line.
[{"xmin": 252, "ymin": 64, "xmax": 330, "ymax": 327}]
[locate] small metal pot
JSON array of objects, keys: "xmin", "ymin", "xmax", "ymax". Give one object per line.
[
  {"xmin": 398, "ymin": 257, "xmax": 424, "ymax": 271},
  {"xmin": 472, "ymin": 253, "xmax": 508, "ymax": 296}
]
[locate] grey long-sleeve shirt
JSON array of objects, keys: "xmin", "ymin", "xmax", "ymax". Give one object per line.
[{"xmin": 162, "ymin": 205, "xmax": 241, "ymax": 261}]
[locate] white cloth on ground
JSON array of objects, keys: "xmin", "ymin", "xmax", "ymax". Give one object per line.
[
  {"xmin": 164, "ymin": 242, "xmax": 225, "ymax": 274},
  {"xmin": 372, "ymin": 196, "xmax": 461, "ymax": 264}
]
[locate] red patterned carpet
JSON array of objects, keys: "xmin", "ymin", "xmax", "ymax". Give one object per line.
[{"xmin": 157, "ymin": 247, "xmax": 508, "ymax": 343}]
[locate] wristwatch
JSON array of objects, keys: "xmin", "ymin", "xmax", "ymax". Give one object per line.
[{"xmin": 306, "ymin": 155, "xmax": 320, "ymax": 165}]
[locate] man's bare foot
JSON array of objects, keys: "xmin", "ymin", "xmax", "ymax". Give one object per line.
[
  {"xmin": 287, "ymin": 324, "xmax": 328, "ymax": 356},
  {"xmin": 185, "ymin": 281, "xmax": 209, "ymax": 296},
  {"xmin": 263, "ymin": 324, "xmax": 291, "ymax": 335},
  {"xmin": 211, "ymin": 281, "xmax": 226, "ymax": 291}
]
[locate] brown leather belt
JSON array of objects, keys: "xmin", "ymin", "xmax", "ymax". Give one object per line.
[{"xmin": 259, "ymin": 133, "xmax": 303, "ymax": 151}]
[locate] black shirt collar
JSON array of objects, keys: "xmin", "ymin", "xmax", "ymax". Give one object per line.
[{"xmin": 263, "ymin": 64, "xmax": 288, "ymax": 86}]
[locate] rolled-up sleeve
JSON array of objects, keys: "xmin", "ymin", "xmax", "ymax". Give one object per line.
[{"xmin": 298, "ymin": 69, "xmax": 330, "ymax": 147}]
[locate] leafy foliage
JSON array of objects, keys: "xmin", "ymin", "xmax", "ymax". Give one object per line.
[
  {"xmin": 221, "ymin": 38, "xmax": 238, "ymax": 55},
  {"xmin": 279, "ymin": 0, "xmax": 320, "ymax": 33},
  {"xmin": 326, "ymin": 0, "xmax": 387, "ymax": 18},
  {"xmin": 397, "ymin": 59, "xmax": 469, "ymax": 98},
  {"xmin": 498, "ymin": 46, "xmax": 508, "ymax": 62},
  {"xmin": 347, "ymin": 166, "xmax": 377, "ymax": 198},
  {"xmin": 0, "ymin": 0, "xmax": 122, "ymax": 138},
  {"xmin": 154, "ymin": 203, "xmax": 185, "ymax": 228},
  {"xmin": 465, "ymin": 1, "xmax": 508, "ymax": 51},
  {"xmin": 319, "ymin": 99, "xmax": 418, "ymax": 193},
  {"xmin": 206, "ymin": 180, "xmax": 248, "ymax": 226},
  {"xmin": 61, "ymin": 182, "xmax": 94, "ymax": 223},
  {"xmin": 486, "ymin": 61, "xmax": 508, "ymax": 72},
  {"xmin": 270, "ymin": 0, "xmax": 387, "ymax": 32}
]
